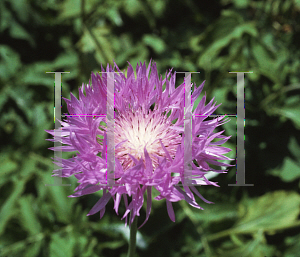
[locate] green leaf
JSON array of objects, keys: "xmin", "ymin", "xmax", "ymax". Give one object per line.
[
  {"xmin": 9, "ymin": 20, "xmax": 35, "ymax": 46},
  {"xmin": 0, "ymin": 2, "xmax": 12, "ymax": 32},
  {"xmin": 23, "ymin": 240, "xmax": 43, "ymax": 257},
  {"xmin": 52, "ymin": 52, "xmax": 79, "ymax": 71},
  {"xmin": 274, "ymin": 106, "xmax": 300, "ymax": 129},
  {"xmin": 222, "ymin": 118, "xmax": 237, "ymax": 142},
  {"xmin": 49, "ymin": 232, "xmax": 76, "ymax": 257},
  {"xmin": 77, "ymin": 28, "xmax": 98, "ymax": 53},
  {"xmin": 0, "ymin": 154, "xmax": 18, "ymax": 179},
  {"xmin": 0, "ymin": 179, "xmax": 26, "ymax": 235},
  {"xmin": 218, "ymin": 230, "xmax": 276, "ymax": 257},
  {"xmin": 10, "ymin": 0, "xmax": 29, "ymax": 22},
  {"xmin": 285, "ymin": 233, "xmax": 300, "ymax": 257},
  {"xmin": 20, "ymin": 62, "xmax": 56, "ymax": 87},
  {"xmin": 95, "ymin": 220, "xmax": 147, "ymax": 249},
  {"xmin": 58, "ymin": 0, "xmax": 81, "ymax": 20},
  {"xmin": 96, "ymin": 33, "xmax": 115, "ymax": 62},
  {"xmin": 192, "ymin": 202, "xmax": 238, "ymax": 224},
  {"xmin": 288, "ymin": 136, "xmax": 300, "ymax": 160},
  {"xmin": 0, "ymin": 238, "xmax": 28, "ymax": 256},
  {"xmin": 31, "ymin": 103, "xmax": 52, "ymax": 149},
  {"xmin": 234, "ymin": 191, "xmax": 300, "ymax": 233},
  {"xmin": 123, "ymin": 0, "xmax": 143, "ymax": 17},
  {"xmin": 233, "ymin": 0, "xmax": 249, "ymax": 8},
  {"xmin": 198, "ymin": 17, "xmax": 258, "ymax": 67},
  {"xmin": 7, "ymin": 86, "xmax": 34, "ymax": 122},
  {"xmin": 46, "ymin": 180, "xmax": 74, "ymax": 223},
  {"xmin": 73, "ymin": 235, "xmax": 89, "ymax": 254},
  {"xmin": 250, "ymin": 39, "xmax": 281, "ymax": 84},
  {"xmin": 0, "ymin": 85, "xmax": 9, "ymax": 112},
  {"xmin": 107, "ymin": 8, "xmax": 123, "ymax": 26},
  {"xmin": 143, "ymin": 34, "xmax": 166, "ymax": 54},
  {"xmin": 209, "ymin": 87, "xmax": 230, "ymax": 113},
  {"xmin": 147, "ymin": 0, "xmax": 166, "ymax": 17},
  {"xmin": 82, "ymin": 237, "xmax": 97, "ymax": 257},
  {"xmin": 98, "ymin": 240, "xmax": 125, "ymax": 250},
  {"xmin": 295, "ymin": 0, "xmax": 300, "ymax": 9},
  {"xmin": 0, "ymin": 45, "xmax": 21, "ymax": 80},
  {"xmin": 18, "ymin": 195, "xmax": 42, "ymax": 236},
  {"xmin": 267, "ymin": 157, "xmax": 300, "ymax": 182},
  {"xmin": 21, "ymin": 158, "xmax": 37, "ymax": 179},
  {"xmin": 127, "ymin": 44, "xmax": 149, "ymax": 67},
  {"xmin": 58, "ymin": 0, "xmax": 99, "ymax": 21}
]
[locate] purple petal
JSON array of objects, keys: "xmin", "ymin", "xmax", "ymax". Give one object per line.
[
  {"xmin": 68, "ymin": 184, "xmax": 102, "ymax": 197},
  {"xmin": 87, "ymin": 190, "xmax": 111, "ymax": 216},
  {"xmin": 138, "ymin": 186, "xmax": 152, "ymax": 229},
  {"xmin": 190, "ymin": 186, "xmax": 214, "ymax": 204},
  {"xmin": 144, "ymin": 146, "xmax": 153, "ymax": 176},
  {"xmin": 166, "ymin": 200, "xmax": 175, "ymax": 222}
]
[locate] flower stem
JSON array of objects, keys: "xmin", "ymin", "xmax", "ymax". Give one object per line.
[{"xmin": 127, "ymin": 214, "xmax": 138, "ymax": 257}]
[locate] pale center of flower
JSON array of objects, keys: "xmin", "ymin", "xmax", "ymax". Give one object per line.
[{"xmin": 113, "ymin": 109, "xmax": 181, "ymax": 171}]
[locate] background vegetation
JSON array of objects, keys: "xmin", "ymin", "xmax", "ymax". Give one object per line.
[{"xmin": 1, "ymin": 0, "xmax": 300, "ymax": 256}]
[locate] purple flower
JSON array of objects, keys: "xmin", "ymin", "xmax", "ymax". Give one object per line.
[{"xmin": 46, "ymin": 60, "xmax": 233, "ymax": 228}]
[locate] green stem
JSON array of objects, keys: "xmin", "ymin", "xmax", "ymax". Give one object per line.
[{"xmin": 127, "ymin": 214, "xmax": 138, "ymax": 257}]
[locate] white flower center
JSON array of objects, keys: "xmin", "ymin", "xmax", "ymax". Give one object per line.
[{"xmin": 114, "ymin": 109, "xmax": 181, "ymax": 170}]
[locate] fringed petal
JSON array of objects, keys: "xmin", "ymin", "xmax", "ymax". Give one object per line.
[
  {"xmin": 138, "ymin": 186, "xmax": 152, "ymax": 229},
  {"xmin": 166, "ymin": 200, "xmax": 175, "ymax": 222},
  {"xmin": 87, "ymin": 190, "xmax": 111, "ymax": 216}
]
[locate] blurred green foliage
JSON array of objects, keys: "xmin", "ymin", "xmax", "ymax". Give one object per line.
[{"xmin": 1, "ymin": 0, "xmax": 300, "ymax": 256}]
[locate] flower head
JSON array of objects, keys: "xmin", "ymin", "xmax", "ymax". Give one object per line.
[{"xmin": 46, "ymin": 60, "xmax": 233, "ymax": 228}]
